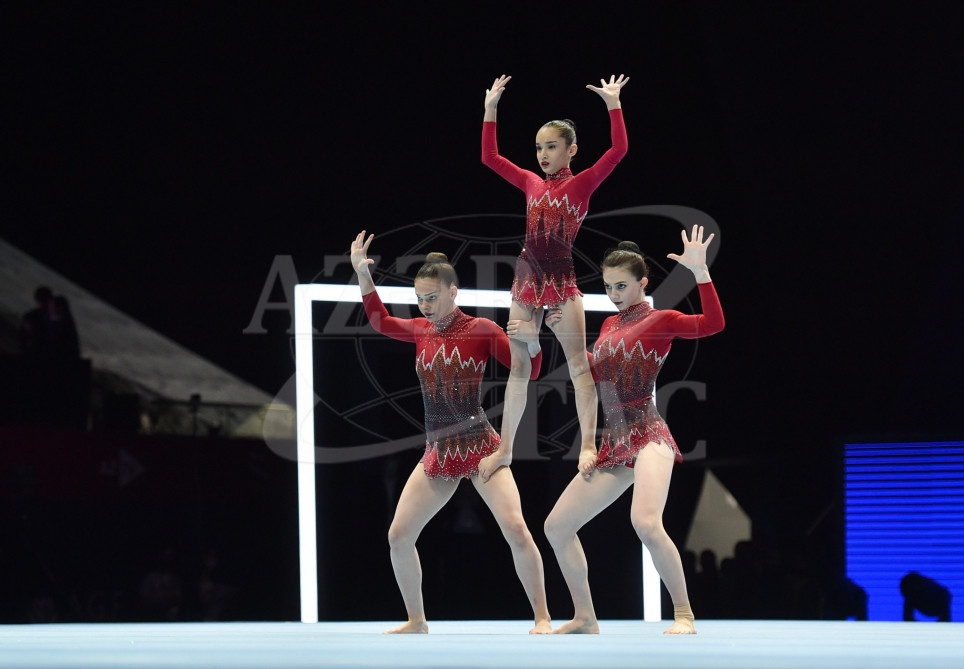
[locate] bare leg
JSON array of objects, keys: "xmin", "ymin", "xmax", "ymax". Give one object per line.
[
  {"xmin": 483, "ymin": 301, "xmax": 538, "ymax": 479},
  {"xmin": 630, "ymin": 441, "xmax": 696, "ymax": 634},
  {"xmin": 472, "ymin": 466, "xmax": 552, "ymax": 634},
  {"xmin": 543, "ymin": 467, "xmax": 634, "ymax": 633},
  {"xmin": 384, "ymin": 464, "xmax": 460, "ymax": 633},
  {"xmin": 551, "ymin": 297, "xmax": 597, "ymax": 452}
]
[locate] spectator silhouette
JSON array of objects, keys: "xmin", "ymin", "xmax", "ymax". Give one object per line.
[
  {"xmin": 693, "ymin": 549, "xmax": 722, "ymax": 618},
  {"xmin": 16, "ymin": 287, "xmax": 87, "ymax": 427},
  {"xmin": 901, "ymin": 571, "xmax": 951, "ymax": 621},
  {"xmin": 18, "ymin": 286, "xmax": 53, "ymax": 357},
  {"xmin": 138, "ymin": 545, "xmax": 183, "ymax": 621},
  {"xmin": 822, "ymin": 575, "xmax": 868, "ymax": 620},
  {"xmin": 44, "ymin": 295, "xmax": 80, "ymax": 360}
]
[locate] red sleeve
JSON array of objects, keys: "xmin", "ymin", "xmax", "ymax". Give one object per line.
[
  {"xmin": 572, "ymin": 108, "xmax": 628, "ymax": 191},
  {"xmin": 695, "ymin": 282, "xmax": 725, "ymax": 335},
  {"xmin": 529, "ymin": 350, "xmax": 543, "ymax": 380},
  {"xmin": 481, "ymin": 318, "xmax": 542, "ymax": 380},
  {"xmin": 361, "ymin": 291, "xmax": 418, "ymax": 343},
  {"xmin": 482, "ymin": 121, "xmax": 533, "ymax": 191},
  {"xmin": 659, "ymin": 282, "xmax": 725, "ymax": 339}
]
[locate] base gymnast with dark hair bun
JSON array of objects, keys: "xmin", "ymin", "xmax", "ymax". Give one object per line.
[
  {"xmin": 350, "ymin": 231, "xmax": 553, "ymax": 634},
  {"xmin": 532, "ymin": 225, "xmax": 724, "ymax": 634}
]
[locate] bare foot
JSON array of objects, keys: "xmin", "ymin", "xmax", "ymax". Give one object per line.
[
  {"xmin": 384, "ymin": 620, "xmax": 429, "ymax": 634},
  {"xmin": 529, "ymin": 619, "xmax": 553, "ymax": 634},
  {"xmin": 663, "ymin": 619, "xmax": 696, "ymax": 635},
  {"xmin": 552, "ymin": 618, "xmax": 599, "ymax": 634}
]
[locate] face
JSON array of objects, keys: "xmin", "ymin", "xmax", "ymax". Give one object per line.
[
  {"xmin": 414, "ymin": 277, "xmax": 457, "ymax": 323},
  {"xmin": 535, "ymin": 127, "xmax": 576, "ymax": 175},
  {"xmin": 602, "ymin": 266, "xmax": 648, "ymax": 311}
]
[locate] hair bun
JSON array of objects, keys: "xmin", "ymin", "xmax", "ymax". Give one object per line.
[
  {"xmin": 616, "ymin": 241, "xmax": 642, "ymax": 254},
  {"xmin": 424, "ymin": 252, "xmax": 449, "ymax": 264}
]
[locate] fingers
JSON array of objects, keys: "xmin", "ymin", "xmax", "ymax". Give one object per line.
[
  {"xmin": 597, "ymin": 74, "xmax": 629, "ymax": 87},
  {"xmin": 352, "ymin": 230, "xmax": 374, "ymax": 254},
  {"xmin": 682, "ymin": 224, "xmax": 710, "ymax": 245},
  {"xmin": 488, "ymin": 74, "xmax": 511, "ymax": 92}
]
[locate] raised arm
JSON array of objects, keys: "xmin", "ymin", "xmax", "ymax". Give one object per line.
[
  {"xmin": 666, "ymin": 225, "xmax": 724, "ymax": 336},
  {"xmin": 575, "ymin": 74, "xmax": 629, "ymax": 185},
  {"xmin": 481, "ymin": 74, "xmax": 533, "ymax": 190},
  {"xmin": 350, "ymin": 231, "xmax": 417, "ymax": 342},
  {"xmin": 350, "ymin": 230, "xmax": 376, "ymax": 295}
]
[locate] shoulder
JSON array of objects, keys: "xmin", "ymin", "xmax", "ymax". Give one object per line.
[
  {"xmin": 469, "ymin": 316, "xmax": 501, "ymax": 333},
  {"xmin": 599, "ymin": 314, "xmax": 619, "ymax": 332}
]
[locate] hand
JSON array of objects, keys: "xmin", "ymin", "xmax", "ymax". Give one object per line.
[
  {"xmin": 666, "ymin": 224, "xmax": 714, "ymax": 277},
  {"xmin": 478, "ymin": 450, "xmax": 511, "ymax": 483},
  {"xmin": 586, "ymin": 74, "xmax": 629, "ymax": 109},
  {"xmin": 484, "ymin": 74, "xmax": 511, "ymax": 110},
  {"xmin": 350, "ymin": 230, "xmax": 375, "ymax": 274},
  {"xmin": 578, "ymin": 449, "xmax": 597, "ymax": 479},
  {"xmin": 505, "ymin": 317, "xmax": 539, "ymax": 344},
  {"xmin": 544, "ymin": 307, "xmax": 563, "ymax": 330}
]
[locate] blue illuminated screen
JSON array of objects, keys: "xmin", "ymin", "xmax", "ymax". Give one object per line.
[{"xmin": 844, "ymin": 441, "xmax": 964, "ymax": 621}]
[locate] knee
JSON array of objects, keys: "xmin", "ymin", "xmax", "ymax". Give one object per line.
[
  {"xmin": 387, "ymin": 521, "xmax": 416, "ymax": 551},
  {"xmin": 544, "ymin": 513, "xmax": 574, "ymax": 549},
  {"xmin": 501, "ymin": 516, "xmax": 533, "ymax": 548},
  {"xmin": 631, "ymin": 512, "xmax": 662, "ymax": 543},
  {"xmin": 509, "ymin": 356, "xmax": 531, "ymax": 379}
]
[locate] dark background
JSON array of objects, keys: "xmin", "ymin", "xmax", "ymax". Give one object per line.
[{"xmin": 3, "ymin": 2, "xmax": 962, "ymax": 622}]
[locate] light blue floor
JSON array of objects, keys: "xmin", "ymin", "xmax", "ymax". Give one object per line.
[{"xmin": 1, "ymin": 620, "xmax": 962, "ymax": 669}]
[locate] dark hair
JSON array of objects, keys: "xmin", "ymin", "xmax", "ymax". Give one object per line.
[
  {"xmin": 540, "ymin": 118, "xmax": 577, "ymax": 147},
  {"xmin": 601, "ymin": 241, "xmax": 648, "ymax": 281},
  {"xmin": 34, "ymin": 285, "xmax": 53, "ymax": 304},
  {"xmin": 415, "ymin": 252, "xmax": 459, "ymax": 287}
]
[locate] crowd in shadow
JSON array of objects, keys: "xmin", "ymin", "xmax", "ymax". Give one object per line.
[
  {"xmin": 9, "ymin": 541, "xmax": 242, "ymax": 624},
  {"xmin": 680, "ymin": 539, "xmax": 865, "ymax": 620},
  {"xmin": 680, "ymin": 538, "xmax": 951, "ymax": 622}
]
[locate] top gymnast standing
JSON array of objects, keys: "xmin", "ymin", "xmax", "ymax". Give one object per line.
[{"xmin": 479, "ymin": 73, "xmax": 629, "ymax": 482}]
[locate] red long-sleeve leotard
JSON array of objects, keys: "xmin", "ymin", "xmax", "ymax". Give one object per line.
[
  {"xmin": 589, "ymin": 282, "xmax": 724, "ymax": 467},
  {"xmin": 362, "ymin": 290, "xmax": 542, "ymax": 479},
  {"xmin": 482, "ymin": 109, "xmax": 628, "ymax": 307}
]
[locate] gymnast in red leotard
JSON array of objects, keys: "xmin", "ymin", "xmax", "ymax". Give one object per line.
[
  {"xmin": 350, "ymin": 231, "xmax": 552, "ymax": 635},
  {"xmin": 478, "ymin": 73, "xmax": 629, "ymax": 484},
  {"xmin": 536, "ymin": 225, "xmax": 724, "ymax": 635}
]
